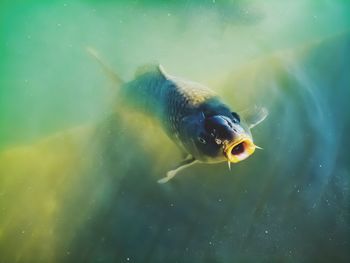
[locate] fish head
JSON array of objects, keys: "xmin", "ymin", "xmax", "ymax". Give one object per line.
[
  {"xmin": 202, "ymin": 113, "xmax": 256, "ymax": 163},
  {"xmin": 181, "ymin": 107, "xmax": 267, "ymax": 164}
]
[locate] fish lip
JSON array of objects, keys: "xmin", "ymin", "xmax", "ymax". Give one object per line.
[{"xmin": 224, "ymin": 136, "xmax": 256, "ymax": 163}]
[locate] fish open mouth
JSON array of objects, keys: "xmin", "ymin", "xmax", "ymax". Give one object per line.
[{"xmin": 224, "ymin": 137, "xmax": 256, "ymax": 163}]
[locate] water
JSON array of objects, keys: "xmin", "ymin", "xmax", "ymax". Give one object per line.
[{"xmin": 0, "ymin": 0, "xmax": 349, "ymax": 262}]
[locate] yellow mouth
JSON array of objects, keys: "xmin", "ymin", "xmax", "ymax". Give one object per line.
[{"xmin": 224, "ymin": 137, "xmax": 256, "ymax": 163}]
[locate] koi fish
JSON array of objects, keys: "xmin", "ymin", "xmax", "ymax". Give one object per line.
[{"xmin": 87, "ymin": 48, "xmax": 268, "ymax": 183}]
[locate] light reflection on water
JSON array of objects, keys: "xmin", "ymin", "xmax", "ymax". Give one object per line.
[{"xmin": 0, "ymin": 1, "xmax": 349, "ymax": 262}]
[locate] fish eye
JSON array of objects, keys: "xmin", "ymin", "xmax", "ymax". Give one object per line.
[
  {"xmin": 231, "ymin": 112, "xmax": 240, "ymax": 123},
  {"xmin": 198, "ymin": 137, "xmax": 206, "ymax": 144}
]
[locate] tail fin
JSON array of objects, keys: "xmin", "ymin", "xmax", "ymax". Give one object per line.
[{"xmin": 86, "ymin": 47, "xmax": 124, "ymax": 86}]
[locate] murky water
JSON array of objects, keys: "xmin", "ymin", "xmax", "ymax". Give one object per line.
[{"xmin": 0, "ymin": 1, "xmax": 349, "ymax": 262}]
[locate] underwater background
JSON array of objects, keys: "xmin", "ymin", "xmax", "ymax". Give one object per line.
[{"xmin": 0, "ymin": 0, "xmax": 350, "ymax": 262}]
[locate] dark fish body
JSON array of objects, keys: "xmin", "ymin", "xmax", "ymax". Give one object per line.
[
  {"xmin": 120, "ymin": 66, "xmax": 238, "ymax": 162},
  {"xmin": 121, "ymin": 66, "xmax": 216, "ymax": 125}
]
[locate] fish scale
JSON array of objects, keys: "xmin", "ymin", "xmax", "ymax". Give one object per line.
[{"xmin": 121, "ymin": 65, "xmax": 217, "ymax": 140}]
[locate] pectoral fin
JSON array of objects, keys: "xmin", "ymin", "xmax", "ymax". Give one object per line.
[
  {"xmin": 240, "ymin": 106, "xmax": 268, "ymax": 129},
  {"xmin": 158, "ymin": 155, "xmax": 197, "ymax": 184}
]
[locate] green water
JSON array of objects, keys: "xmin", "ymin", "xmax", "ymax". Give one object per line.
[{"xmin": 0, "ymin": 0, "xmax": 350, "ymax": 262}]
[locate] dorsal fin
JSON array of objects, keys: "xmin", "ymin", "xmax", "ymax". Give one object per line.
[{"xmin": 135, "ymin": 64, "xmax": 169, "ymax": 79}]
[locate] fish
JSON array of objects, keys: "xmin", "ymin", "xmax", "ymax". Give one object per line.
[{"xmin": 87, "ymin": 48, "xmax": 268, "ymax": 183}]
